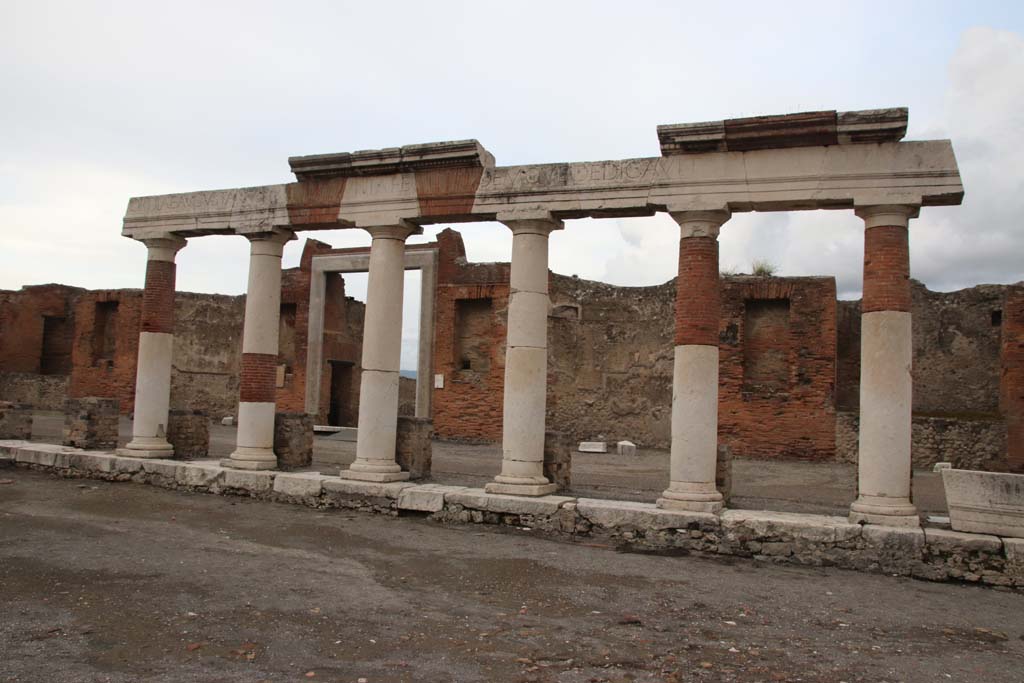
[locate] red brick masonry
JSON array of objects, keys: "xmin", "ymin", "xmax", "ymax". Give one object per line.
[
  {"xmin": 675, "ymin": 236, "xmax": 720, "ymax": 346},
  {"xmin": 862, "ymin": 226, "xmax": 911, "ymax": 313},
  {"xmin": 141, "ymin": 260, "xmax": 176, "ymax": 334},
  {"xmin": 239, "ymin": 353, "xmax": 278, "ymax": 403}
]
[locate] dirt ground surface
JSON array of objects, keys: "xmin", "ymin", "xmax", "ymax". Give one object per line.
[
  {"xmin": 1, "ymin": 468, "xmax": 1020, "ymax": 683},
  {"xmin": 28, "ymin": 412, "xmax": 948, "ymax": 517}
]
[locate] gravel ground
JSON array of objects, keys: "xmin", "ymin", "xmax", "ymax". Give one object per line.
[{"xmin": 1, "ymin": 468, "xmax": 1020, "ymax": 682}]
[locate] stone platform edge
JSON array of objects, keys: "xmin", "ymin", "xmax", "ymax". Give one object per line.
[{"xmin": 2, "ymin": 440, "xmax": 1021, "ymax": 589}]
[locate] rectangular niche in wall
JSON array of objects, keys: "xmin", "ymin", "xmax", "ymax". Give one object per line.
[
  {"xmin": 40, "ymin": 315, "xmax": 72, "ymax": 375},
  {"xmin": 91, "ymin": 301, "xmax": 119, "ymax": 368},
  {"xmin": 743, "ymin": 298, "xmax": 791, "ymax": 391},
  {"xmin": 454, "ymin": 297, "xmax": 493, "ymax": 373}
]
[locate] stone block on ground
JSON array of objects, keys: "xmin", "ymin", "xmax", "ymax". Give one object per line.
[
  {"xmin": 396, "ymin": 417, "xmax": 433, "ymax": 479},
  {"xmin": 273, "ymin": 472, "xmax": 326, "ymax": 499},
  {"xmin": 0, "ymin": 401, "xmax": 32, "ymax": 440},
  {"xmin": 398, "ymin": 484, "xmax": 466, "ymax": 513},
  {"xmin": 167, "ymin": 410, "xmax": 209, "ymax": 459},
  {"xmin": 221, "ymin": 416, "xmax": 234, "ymax": 426},
  {"xmin": 274, "ymin": 412, "xmax": 314, "ymax": 469},
  {"xmin": 176, "ymin": 462, "xmax": 226, "ymax": 490},
  {"xmin": 544, "ymin": 430, "xmax": 572, "ymax": 490},
  {"xmin": 943, "ymin": 468, "xmax": 1024, "ymax": 538},
  {"xmin": 223, "ymin": 469, "xmax": 276, "ymax": 494},
  {"xmin": 578, "ymin": 441, "xmax": 607, "ymax": 453},
  {"xmin": 62, "ymin": 397, "xmax": 119, "ymax": 450},
  {"xmin": 616, "ymin": 440, "xmax": 637, "ymax": 457}
]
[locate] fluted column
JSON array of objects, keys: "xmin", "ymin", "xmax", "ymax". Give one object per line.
[
  {"xmin": 341, "ymin": 222, "xmax": 420, "ymax": 482},
  {"xmin": 658, "ymin": 210, "xmax": 730, "ymax": 513},
  {"xmin": 118, "ymin": 235, "xmax": 186, "ymax": 458},
  {"xmin": 222, "ymin": 229, "xmax": 294, "ymax": 470},
  {"xmin": 850, "ymin": 205, "xmax": 919, "ymax": 527},
  {"xmin": 485, "ymin": 217, "xmax": 564, "ymax": 497}
]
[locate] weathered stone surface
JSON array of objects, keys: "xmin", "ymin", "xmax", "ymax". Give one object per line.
[
  {"xmin": 577, "ymin": 498, "xmax": 717, "ymax": 531},
  {"xmin": 447, "ymin": 489, "xmax": 575, "ymax": 516},
  {"xmin": 543, "ymin": 430, "xmax": 571, "ymax": 490},
  {"xmin": 616, "ymin": 440, "xmax": 637, "ymax": 457},
  {"xmin": 722, "ymin": 510, "xmax": 861, "ymax": 544},
  {"xmin": 176, "ymin": 462, "xmax": 226, "ymax": 489},
  {"xmin": 924, "ymin": 527, "xmax": 1002, "ymax": 554},
  {"xmin": 63, "ymin": 397, "xmax": 118, "ymax": 450},
  {"xmin": 578, "ymin": 442, "xmax": 607, "ymax": 453},
  {"xmin": 322, "ymin": 478, "xmax": 412, "ymax": 499},
  {"xmin": 111, "ymin": 455, "xmax": 145, "ymax": 475},
  {"xmin": 0, "ymin": 401, "xmax": 32, "ymax": 440},
  {"xmin": 273, "ymin": 472, "xmax": 326, "ymax": 498},
  {"xmin": 397, "ymin": 484, "xmax": 466, "ymax": 513},
  {"xmin": 395, "ymin": 416, "xmax": 432, "ymax": 479},
  {"xmin": 861, "ymin": 525, "xmax": 926, "ymax": 554},
  {"xmin": 944, "ymin": 469, "xmax": 1024, "ymax": 538},
  {"xmin": 140, "ymin": 459, "xmax": 182, "ymax": 480},
  {"xmin": 222, "ymin": 469, "xmax": 276, "ymax": 494},
  {"xmin": 274, "ymin": 412, "xmax": 314, "ymax": 469},
  {"xmin": 167, "ymin": 410, "xmax": 209, "ymax": 459}
]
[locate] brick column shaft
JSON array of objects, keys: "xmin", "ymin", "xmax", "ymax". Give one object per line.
[
  {"xmin": 118, "ymin": 236, "xmax": 186, "ymax": 458},
  {"xmin": 850, "ymin": 206, "xmax": 919, "ymax": 527},
  {"xmin": 223, "ymin": 229, "xmax": 293, "ymax": 470},
  {"xmin": 659, "ymin": 210, "xmax": 729, "ymax": 513}
]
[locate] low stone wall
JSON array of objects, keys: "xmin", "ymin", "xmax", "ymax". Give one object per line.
[
  {"xmin": 3, "ymin": 439, "xmax": 1022, "ymax": 589},
  {"xmin": 836, "ymin": 411, "xmax": 1009, "ymax": 470},
  {"xmin": 0, "ymin": 372, "xmax": 69, "ymax": 411},
  {"xmin": 274, "ymin": 413, "xmax": 314, "ymax": 469},
  {"xmin": 167, "ymin": 410, "xmax": 209, "ymax": 459},
  {"xmin": 396, "ymin": 417, "xmax": 432, "ymax": 479},
  {"xmin": 0, "ymin": 401, "xmax": 32, "ymax": 439},
  {"xmin": 62, "ymin": 397, "xmax": 118, "ymax": 450}
]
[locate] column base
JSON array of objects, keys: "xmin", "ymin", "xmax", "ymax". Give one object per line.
[
  {"xmin": 485, "ymin": 481, "xmax": 558, "ymax": 497},
  {"xmin": 117, "ymin": 437, "xmax": 174, "ymax": 459},
  {"xmin": 221, "ymin": 447, "xmax": 278, "ymax": 471},
  {"xmin": 340, "ymin": 468, "xmax": 410, "ymax": 483},
  {"xmin": 849, "ymin": 496, "xmax": 919, "ymax": 527},
  {"xmin": 657, "ymin": 484, "xmax": 724, "ymax": 514}
]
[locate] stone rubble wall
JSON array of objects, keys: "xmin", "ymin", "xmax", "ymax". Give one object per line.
[
  {"xmin": 62, "ymin": 398, "xmax": 118, "ymax": 450},
  {"xmin": 543, "ymin": 430, "xmax": 572, "ymax": 491},
  {"xmin": 395, "ymin": 416, "xmax": 433, "ymax": 479},
  {"xmin": 273, "ymin": 412, "xmax": 314, "ymax": 469},
  {"xmin": 0, "ymin": 401, "xmax": 32, "ymax": 440},
  {"xmin": 3, "ymin": 440, "xmax": 1022, "ymax": 589},
  {"xmin": 0, "ymin": 372, "xmax": 69, "ymax": 411},
  {"xmin": 836, "ymin": 411, "xmax": 1009, "ymax": 470},
  {"xmin": 166, "ymin": 409, "xmax": 209, "ymax": 459}
]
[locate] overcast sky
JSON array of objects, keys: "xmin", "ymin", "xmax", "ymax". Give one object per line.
[{"xmin": 3, "ymin": 1, "xmax": 1023, "ymax": 370}]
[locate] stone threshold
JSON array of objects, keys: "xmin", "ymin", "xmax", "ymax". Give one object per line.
[{"xmin": 2, "ymin": 440, "xmax": 1021, "ymax": 589}]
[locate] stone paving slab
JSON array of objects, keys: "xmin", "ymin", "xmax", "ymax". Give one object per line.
[
  {"xmin": 447, "ymin": 488, "xmax": 575, "ymax": 516},
  {"xmin": 223, "ymin": 468, "xmax": 276, "ymax": 493},
  {"xmin": 924, "ymin": 527, "xmax": 1003, "ymax": 553},
  {"xmin": 577, "ymin": 497, "xmax": 717, "ymax": 530},
  {"xmin": 322, "ymin": 478, "xmax": 413, "ymax": 499},
  {"xmin": 721, "ymin": 509, "xmax": 862, "ymax": 543},
  {"xmin": 397, "ymin": 484, "xmax": 467, "ymax": 513},
  {"xmin": 273, "ymin": 472, "xmax": 328, "ymax": 498}
]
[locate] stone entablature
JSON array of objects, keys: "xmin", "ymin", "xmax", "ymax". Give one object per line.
[{"xmin": 121, "ymin": 108, "xmax": 962, "ymax": 241}]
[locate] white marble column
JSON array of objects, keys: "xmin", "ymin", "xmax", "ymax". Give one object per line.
[
  {"xmin": 485, "ymin": 217, "xmax": 564, "ymax": 496},
  {"xmin": 850, "ymin": 205, "xmax": 919, "ymax": 527},
  {"xmin": 222, "ymin": 229, "xmax": 294, "ymax": 471},
  {"xmin": 658, "ymin": 210, "xmax": 730, "ymax": 513},
  {"xmin": 341, "ymin": 223, "xmax": 420, "ymax": 482},
  {"xmin": 118, "ymin": 235, "xmax": 186, "ymax": 458}
]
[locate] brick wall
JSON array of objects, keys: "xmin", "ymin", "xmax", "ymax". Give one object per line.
[
  {"xmin": 1002, "ymin": 286, "xmax": 1024, "ymax": 471},
  {"xmin": 718, "ymin": 277, "xmax": 837, "ymax": 462}
]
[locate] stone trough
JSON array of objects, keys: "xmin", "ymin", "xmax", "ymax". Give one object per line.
[{"xmin": 943, "ymin": 469, "xmax": 1024, "ymax": 538}]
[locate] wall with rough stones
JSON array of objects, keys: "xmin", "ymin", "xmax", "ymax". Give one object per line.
[
  {"xmin": 1002, "ymin": 286, "xmax": 1024, "ymax": 471},
  {"xmin": 0, "ymin": 372, "xmax": 69, "ymax": 411},
  {"xmin": 0, "ymin": 239, "xmax": 362, "ymax": 422}
]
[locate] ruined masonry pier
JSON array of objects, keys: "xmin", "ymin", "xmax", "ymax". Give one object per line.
[{"xmin": 120, "ymin": 107, "xmax": 964, "ymax": 527}]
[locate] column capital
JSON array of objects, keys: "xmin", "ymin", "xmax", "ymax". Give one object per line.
[
  {"xmin": 139, "ymin": 235, "xmax": 187, "ymax": 262},
  {"xmin": 668, "ymin": 209, "xmax": 731, "ymax": 239},
  {"xmin": 855, "ymin": 204, "xmax": 919, "ymax": 229},
  {"xmin": 499, "ymin": 216, "xmax": 564, "ymax": 237},
  {"xmin": 364, "ymin": 221, "xmax": 422, "ymax": 241},
  {"xmin": 246, "ymin": 228, "xmax": 295, "ymax": 257}
]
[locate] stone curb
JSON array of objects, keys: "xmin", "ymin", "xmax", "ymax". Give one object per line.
[{"xmin": 5, "ymin": 442, "xmax": 1023, "ymax": 589}]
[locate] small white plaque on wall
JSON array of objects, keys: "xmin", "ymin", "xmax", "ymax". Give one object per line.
[{"xmin": 434, "ymin": 373, "xmax": 445, "ymax": 389}]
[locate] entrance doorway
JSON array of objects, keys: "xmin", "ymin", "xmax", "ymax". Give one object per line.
[{"xmin": 328, "ymin": 360, "xmax": 356, "ymax": 427}]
